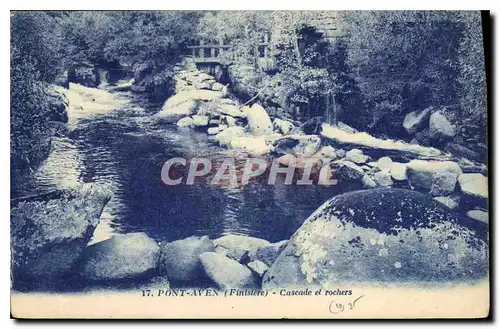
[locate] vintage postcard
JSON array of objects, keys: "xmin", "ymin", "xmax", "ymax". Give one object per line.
[{"xmin": 10, "ymin": 10, "xmax": 489, "ymax": 319}]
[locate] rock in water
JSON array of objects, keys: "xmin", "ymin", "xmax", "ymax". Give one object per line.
[
  {"xmin": 373, "ymin": 171, "xmax": 393, "ymax": 187},
  {"xmin": 333, "ymin": 160, "xmax": 365, "ymax": 181},
  {"xmin": 434, "ymin": 196, "xmax": 460, "ymax": 210},
  {"xmin": 406, "ymin": 160, "xmax": 462, "ymax": 192},
  {"xmin": 81, "ymin": 232, "xmax": 160, "ymax": 281},
  {"xmin": 403, "ymin": 107, "xmax": 433, "ymax": 134},
  {"xmin": 390, "ymin": 162, "xmax": 407, "ymax": 181},
  {"xmin": 429, "ymin": 111, "xmax": 456, "ymax": 141},
  {"xmin": 467, "ymin": 210, "xmax": 488, "ymax": 224},
  {"xmin": 263, "ymin": 188, "xmax": 488, "ymax": 289},
  {"xmin": 158, "ymin": 236, "xmax": 215, "ymax": 282},
  {"xmin": 273, "ymin": 118, "xmax": 295, "ymax": 135},
  {"xmin": 214, "ymin": 234, "xmax": 271, "ymax": 255},
  {"xmin": 11, "ymin": 184, "xmax": 111, "ymax": 282},
  {"xmin": 429, "ymin": 172, "xmax": 457, "ymax": 196},
  {"xmin": 246, "ymin": 104, "xmax": 273, "ymax": 136},
  {"xmin": 177, "ymin": 117, "xmax": 194, "ymax": 128},
  {"xmin": 200, "ymin": 252, "xmax": 258, "ymax": 289},
  {"xmin": 345, "ymin": 149, "xmax": 369, "ymax": 164},
  {"xmin": 255, "ymin": 240, "xmax": 288, "ymax": 267},
  {"xmin": 458, "ymin": 173, "xmax": 488, "ymax": 200}
]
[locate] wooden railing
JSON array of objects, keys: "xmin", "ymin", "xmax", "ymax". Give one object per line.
[{"xmin": 186, "ymin": 37, "xmax": 274, "ymax": 69}]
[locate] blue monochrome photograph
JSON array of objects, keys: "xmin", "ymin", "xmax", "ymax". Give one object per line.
[{"xmin": 10, "ymin": 10, "xmax": 489, "ymax": 319}]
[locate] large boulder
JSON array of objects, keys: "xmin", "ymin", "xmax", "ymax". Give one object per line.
[
  {"xmin": 158, "ymin": 236, "xmax": 215, "ymax": 282},
  {"xmin": 263, "ymin": 189, "xmax": 488, "ymax": 289},
  {"xmin": 406, "ymin": 160, "xmax": 462, "ymax": 192},
  {"xmin": 403, "ymin": 107, "xmax": 432, "ymax": 134},
  {"xmin": 429, "ymin": 111, "xmax": 456, "ymax": 141},
  {"xmin": 246, "ymin": 104, "xmax": 273, "ymax": 136},
  {"xmin": 11, "ymin": 184, "xmax": 111, "ymax": 282},
  {"xmin": 200, "ymin": 252, "xmax": 258, "ymax": 289},
  {"xmin": 81, "ymin": 232, "xmax": 160, "ymax": 281}
]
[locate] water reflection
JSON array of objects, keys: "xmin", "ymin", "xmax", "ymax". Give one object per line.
[{"xmin": 29, "ymin": 89, "xmax": 356, "ymax": 243}]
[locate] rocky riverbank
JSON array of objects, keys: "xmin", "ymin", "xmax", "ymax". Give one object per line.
[
  {"xmin": 156, "ymin": 61, "xmax": 489, "ymax": 224},
  {"xmin": 10, "ymin": 61, "xmax": 489, "ymax": 292}
]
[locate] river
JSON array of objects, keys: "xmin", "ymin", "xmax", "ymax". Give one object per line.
[{"xmin": 24, "ymin": 84, "xmax": 356, "ymax": 246}]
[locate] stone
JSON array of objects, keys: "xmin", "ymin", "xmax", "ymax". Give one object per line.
[
  {"xmin": 158, "ymin": 236, "xmax": 215, "ymax": 282},
  {"xmin": 207, "ymin": 127, "xmax": 221, "ymax": 135},
  {"xmin": 162, "ymin": 90, "xmax": 222, "ymax": 110},
  {"xmin": 213, "ymin": 126, "xmax": 247, "ymax": 147},
  {"xmin": 362, "ymin": 174, "xmax": 377, "ymax": 188},
  {"xmin": 214, "ymin": 234, "xmax": 271, "ymax": 256},
  {"xmin": 345, "ymin": 149, "xmax": 369, "ymax": 164},
  {"xmin": 458, "ymin": 173, "xmax": 488, "ymax": 200},
  {"xmin": 200, "ymin": 252, "xmax": 258, "ymax": 289},
  {"xmin": 156, "ymin": 100, "xmax": 198, "ymax": 122},
  {"xmin": 211, "ymin": 82, "xmax": 225, "ymax": 91},
  {"xmin": 263, "ymin": 189, "xmax": 488, "ymax": 289},
  {"xmin": 334, "ymin": 160, "xmax": 365, "ymax": 181},
  {"xmin": 429, "ymin": 111, "xmax": 456, "ymax": 140},
  {"xmin": 373, "ymin": 170, "xmax": 393, "ymax": 187},
  {"xmin": 273, "ymin": 118, "xmax": 295, "ymax": 135},
  {"xmin": 434, "ymin": 196, "xmax": 460, "ymax": 210},
  {"xmin": 337, "ymin": 121, "xmax": 358, "ymax": 134},
  {"xmin": 377, "ymin": 157, "xmax": 393, "ymax": 172},
  {"xmin": 230, "ymin": 136, "xmax": 270, "ymax": 156},
  {"xmin": 429, "ymin": 172, "xmax": 457, "ymax": 197},
  {"xmin": 278, "ymin": 154, "xmax": 297, "ymax": 167},
  {"xmin": 403, "ymin": 107, "xmax": 432, "ymax": 134},
  {"xmin": 246, "ymin": 104, "xmax": 273, "ymax": 136},
  {"xmin": 224, "ymin": 116, "xmax": 237, "ymax": 127},
  {"xmin": 406, "ymin": 160, "xmax": 462, "ymax": 192},
  {"xmin": 176, "ymin": 117, "xmax": 194, "ymax": 128},
  {"xmin": 192, "ymin": 115, "xmax": 209, "ymax": 127},
  {"xmin": 319, "ymin": 146, "xmax": 337, "ymax": 159},
  {"xmin": 445, "ymin": 143, "xmax": 480, "ymax": 162},
  {"xmin": 293, "ymin": 135, "xmax": 321, "ymax": 158},
  {"xmin": 217, "ymin": 103, "xmax": 246, "ymax": 118},
  {"xmin": 247, "ymin": 260, "xmax": 269, "ymax": 277},
  {"xmin": 195, "ymin": 80, "xmax": 213, "ymax": 90},
  {"xmin": 81, "ymin": 233, "xmax": 160, "ymax": 281},
  {"xmin": 390, "ymin": 162, "xmax": 407, "ymax": 181},
  {"xmin": 255, "ymin": 240, "xmax": 288, "ymax": 267},
  {"xmin": 335, "ymin": 149, "xmax": 346, "ymax": 159},
  {"xmin": 11, "ymin": 184, "xmax": 111, "ymax": 282},
  {"xmin": 467, "ymin": 210, "xmax": 488, "ymax": 224}
]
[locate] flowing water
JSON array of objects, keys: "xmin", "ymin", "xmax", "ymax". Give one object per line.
[{"xmin": 24, "ymin": 85, "xmax": 356, "ymax": 245}]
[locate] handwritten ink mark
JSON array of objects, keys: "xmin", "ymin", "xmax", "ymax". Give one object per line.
[{"xmin": 329, "ymin": 295, "xmax": 364, "ymax": 314}]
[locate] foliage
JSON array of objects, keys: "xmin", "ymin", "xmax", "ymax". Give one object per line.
[{"xmin": 11, "ymin": 12, "xmax": 62, "ymax": 188}]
